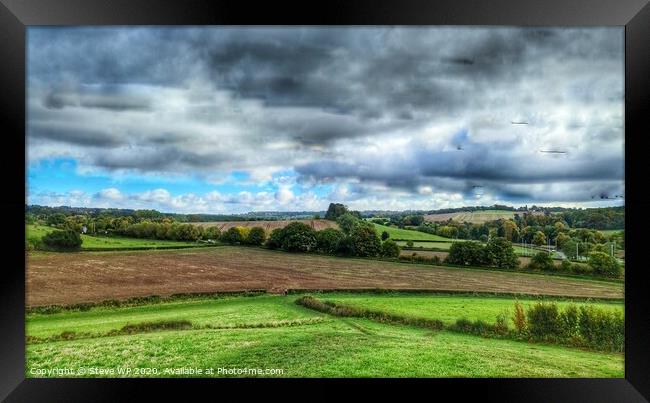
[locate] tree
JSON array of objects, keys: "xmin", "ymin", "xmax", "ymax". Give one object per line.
[
  {"xmin": 349, "ymin": 221, "xmax": 381, "ymax": 257},
  {"xmin": 42, "ymin": 229, "xmax": 82, "ymax": 250},
  {"xmin": 325, "ymin": 203, "xmax": 349, "ymax": 220},
  {"xmin": 46, "ymin": 213, "xmax": 67, "ymax": 228},
  {"xmin": 381, "ymin": 231, "xmax": 389, "ymax": 241},
  {"xmin": 501, "ymin": 220, "xmax": 518, "ymax": 242},
  {"xmin": 483, "ymin": 237, "xmax": 519, "ymax": 269},
  {"xmin": 280, "ymin": 222, "xmax": 317, "ymax": 252},
  {"xmin": 336, "ymin": 213, "xmax": 360, "ymax": 235},
  {"xmin": 315, "ymin": 228, "xmax": 345, "ymax": 255},
  {"xmin": 265, "ymin": 228, "xmax": 284, "ymax": 249},
  {"xmin": 528, "ymin": 251, "xmax": 554, "ymax": 271},
  {"xmin": 221, "ymin": 227, "xmax": 243, "ymax": 244},
  {"xmin": 445, "ymin": 241, "xmax": 485, "ymax": 266},
  {"xmin": 246, "ymin": 227, "xmax": 266, "ymax": 246},
  {"xmin": 587, "ymin": 251, "xmax": 621, "ymax": 278},
  {"xmin": 555, "ymin": 232, "xmax": 571, "ymax": 248},
  {"xmin": 336, "ymin": 236, "xmax": 355, "ymax": 256},
  {"xmin": 532, "ymin": 231, "xmax": 547, "ymax": 246},
  {"xmin": 203, "ymin": 226, "xmax": 221, "ymax": 241},
  {"xmin": 381, "ymin": 239, "xmax": 401, "ymax": 258}
]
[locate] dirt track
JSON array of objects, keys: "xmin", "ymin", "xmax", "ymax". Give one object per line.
[{"xmin": 26, "ymin": 247, "xmax": 623, "ymax": 306}]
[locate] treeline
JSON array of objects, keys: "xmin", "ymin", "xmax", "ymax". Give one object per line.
[{"xmin": 267, "ymin": 213, "xmax": 400, "ymax": 258}]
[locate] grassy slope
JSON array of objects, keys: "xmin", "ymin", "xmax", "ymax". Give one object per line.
[
  {"xmin": 27, "ymin": 224, "xmax": 202, "ymax": 250},
  {"xmin": 321, "ymin": 293, "xmax": 623, "ymax": 327},
  {"xmin": 27, "ymin": 294, "xmax": 623, "ymax": 378},
  {"xmin": 373, "ymin": 223, "xmax": 453, "ymax": 241}
]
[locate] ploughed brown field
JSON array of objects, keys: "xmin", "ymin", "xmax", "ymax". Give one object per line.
[
  {"xmin": 192, "ymin": 219, "xmax": 338, "ymax": 232},
  {"xmin": 26, "ymin": 246, "xmax": 623, "ymax": 306}
]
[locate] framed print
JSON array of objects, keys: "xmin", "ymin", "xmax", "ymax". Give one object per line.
[{"xmin": 1, "ymin": 0, "xmax": 649, "ymax": 401}]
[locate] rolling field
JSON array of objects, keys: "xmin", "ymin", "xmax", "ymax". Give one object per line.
[
  {"xmin": 27, "ymin": 225, "xmax": 203, "ymax": 251},
  {"xmin": 424, "ymin": 209, "xmax": 544, "ymax": 224},
  {"xmin": 192, "ymin": 220, "xmax": 338, "ymax": 232},
  {"xmin": 372, "ymin": 223, "xmax": 452, "ymax": 241},
  {"xmin": 26, "ymin": 246, "xmax": 623, "ymax": 307},
  {"xmin": 26, "ymin": 293, "xmax": 623, "ymax": 378}
]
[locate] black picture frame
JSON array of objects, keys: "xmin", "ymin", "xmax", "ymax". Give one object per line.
[{"xmin": 2, "ymin": 0, "xmax": 649, "ymax": 401}]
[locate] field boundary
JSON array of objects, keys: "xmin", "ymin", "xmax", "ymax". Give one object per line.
[{"xmin": 27, "ymin": 288, "xmax": 624, "ymax": 313}]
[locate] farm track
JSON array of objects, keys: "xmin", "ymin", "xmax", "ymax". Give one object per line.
[{"xmin": 26, "ymin": 247, "xmax": 623, "ymax": 306}]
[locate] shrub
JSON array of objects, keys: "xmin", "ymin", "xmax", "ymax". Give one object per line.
[
  {"xmin": 246, "ymin": 227, "xmax": 266, "ymax": 246},
  {"xmin": 526, "ymin": 302, "xmax": 562, "ymax": 342},
  {"xmin": 203, "ymin": 226, "xmax": 221, "ymax": 241},
  {"xmin": 559, "ymin": 304, "xmax": 579, "ymax": 340},
  {"xmin": 265, "ymin": 228, "xmax": 284, "ymax": 249},
  {"xmin": 42, "ymin": 229, "xmax": 82, "ymax": 250},
  {"xmin": 578, "ymin": 306, "xmax": 624, "ymax": 352},
  {"xmin": 494, "ymin": 311, "xmax": 509, "ymax": 336},
  {"xmin": 570, "ymin": 262, "xmax": 594, "ymax": 276},
  {"xmin": 381, "ymin": 231, "xmax": 389, "ymax": 241},
  {"xmin": 445, "ymin": 241, "xmax": 484, "ymax": 266},
  {"xmin": 315, "ymin": 228, "xmax": 346, "ymax": 255},
  {"xmin": 381, "ymin": 239, "xmax": 401, "ymax": 258},
  {"xmin": 587, "ymin": 251, "xmax": 621, "ymax": 278},
  {"xmin": 221, "ymin": 227, "xmax": 243, "ymax": 244},
  {"xmin": 335, "ymin": 236, "xmax": 355, "ymax": 256},
  {"xmin": 528, "ymin": 251, "xmax": 555, "ymax": 271},
  {"xmin": 405, "ymin": 240, "xmax": 414, "ymax": 248},
  {"xmin": 512, "ymin": 301, "xmax": 527, "ymax": 335},
  {"xmin": 559, "ymin": 259, "xmax": 573, "ymax": 273}
]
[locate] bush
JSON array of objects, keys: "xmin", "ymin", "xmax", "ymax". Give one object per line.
[
  {"xmin": 445, "ymin": 241, "xmax": 484, "ymax": 266},
  {"xmin": 265, "ymin": 228, "xmax": 284, "ymax": 249},
  {"xmin": 528, "ymin": 251, "xmax": 554, "ymax": 271},
  {"xmin": 381, "ymin": 239, "xmax": 401, "ymax": 258},
  {"xmin": 512, "ymin": 301, "xmax": 527, "ymax": 335},
  {"xmin": 315, "ymin": 228, "xmax": 346, "ymax": 255},
  {"xmin": 335, "ymin": 236, "xmax": 355, "ymax": 256},
  {"xmin": 559, "ymin": 304, "xmax": 579, "ymax": 340},
  {"xmin": 381, "ymin": 231, "xmax": 389, "ymax": 241},
  {"xmin": 246, "ymin": 227, "xmax": 266, "ymax": 246},
  {"xmin": 570, "ymin": 262, "xmax": 594, "ymax": 276},
  {"xmin": 405, "ymin": 240, "xmax": 414, "ymax": 248},
  {"xmin": 578, "ymin": 306, "xmax": 624, "ymax": 352},
  {"xmin": 203, "ymin": 226, "xmax": 221, "ymax": 241},
  {"xmin": 587, "ymin": 251, "xmax": 621, "ymax": 278},
  {"xmin": 559, "ymin": 259, "xmax": 573, "ymax": 273},
  {"xmin": 42, "ymin": 229, "xmax": 82, "ymax": 250},
  {"xmin": 221, "ymin": 227, "xmax": 243, "ymax": 244},
  {"xmin": 526, "ymin": 302, "xmax": 562, "ymax": 342}
]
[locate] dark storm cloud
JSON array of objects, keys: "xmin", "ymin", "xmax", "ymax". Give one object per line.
[{"xmin": 27, "ymin": 27, "xmax": 624, "ymax": 206}]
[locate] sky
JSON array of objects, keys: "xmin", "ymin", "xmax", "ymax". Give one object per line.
[{"xmin": 26, "ymin": 27, "xmax": 625, "ymax": 214}]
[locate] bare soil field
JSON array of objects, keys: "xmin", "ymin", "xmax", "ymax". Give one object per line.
[
  {"xmin": 192, "ymin": 219, "xmax": 338, "ymax": 232},
  {"xmin": 26, "ymin": 247, "xmax": 623, "ymax": 306}
]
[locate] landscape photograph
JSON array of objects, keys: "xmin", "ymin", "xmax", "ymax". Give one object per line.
[{"xmin": 25, "ymin": 26, "xmax": 625, "ymax": 378}]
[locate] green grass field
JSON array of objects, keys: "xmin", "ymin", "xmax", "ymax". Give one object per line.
[
  {"xmin": 26, "ymin": 293, "xmax": 623, "ymax": 378},
  {"xmin": 373, "ymin": 223, "xmax": 453, "ymax": 241},
  {"xmin": 26, "ymin": 224, "xmax": 205, "ymax": 251}
]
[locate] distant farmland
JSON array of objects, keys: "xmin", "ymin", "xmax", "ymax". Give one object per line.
[
  {"xmin": 192, "ymin": 219, "xmax": 338, "ymax": 232},
  {"xmin": 424, "ymin": 209, "xmax": 545, "ymax": 224}
]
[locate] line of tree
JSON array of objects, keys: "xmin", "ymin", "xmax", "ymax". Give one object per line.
[{"xmin": 267, "ymin": 213, "xmax": 400, "ymax": 258}]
